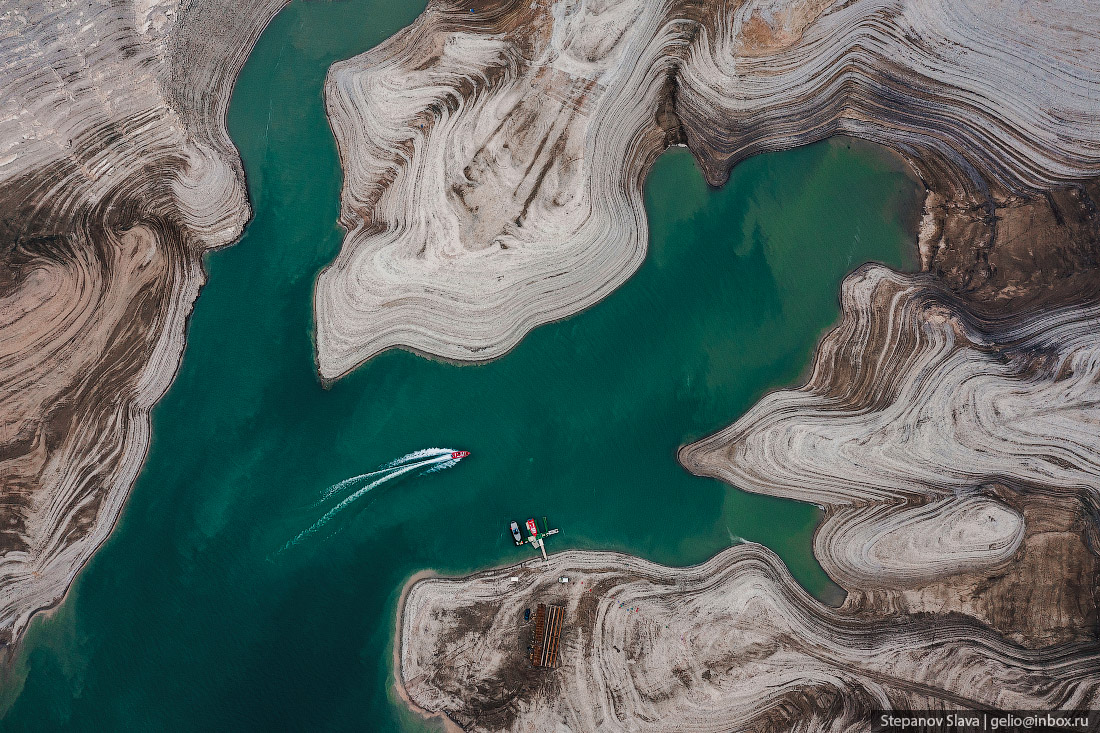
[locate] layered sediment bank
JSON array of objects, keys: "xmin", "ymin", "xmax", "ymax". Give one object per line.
[
  {"xmin": 0, "ymin": 0, "xmax": 287, "ymax": 651},
  {"xmin": 315, "ymin": 0, "xmax": 1100, "ymax": 378},
  {"xmin": 401, "ymin": 546, "xmax": 1100, "ymax": 731},
  {"xmin": 681, "ymin": 265, "xmax": 1100, "ymax": 646}
]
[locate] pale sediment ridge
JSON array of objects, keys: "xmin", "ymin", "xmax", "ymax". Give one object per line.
[
  {"xmin": 316, "ymin": 0, "xmax": 678, "ymax": 377},
  {"xmin": 393, "ymin": 570, "xmax": 463, "ymax": 733},
  {"xmin": 684, "ymin": 265, "xmax": 1100, "ymax": 508},
  {"xmin": 678, "ymin": 0, "xmax": 1100, "ymax": 190},
  {"xmin": 400, "ymin": 546, "xmax": 1100, "ymax": 732},
  {"xmin": 315, "ymin": 0, "xmax": 1100, "ymax": 379},
  {"xmin": 682, "ymin": 264, "xmax": 1100, "ymax": 644},
  {"xmin": 0, "ymin": 0, "xmax": 288, "ymax": 651}
]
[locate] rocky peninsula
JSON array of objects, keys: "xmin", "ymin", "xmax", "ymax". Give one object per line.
[{"xmin": 0, "ymin": 0, "xmax": 287, "ymax": 653}]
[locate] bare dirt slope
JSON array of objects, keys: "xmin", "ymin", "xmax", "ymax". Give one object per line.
[{"xmin": 0, "ymin": 0, "xmax": 287, "ymax": 653}]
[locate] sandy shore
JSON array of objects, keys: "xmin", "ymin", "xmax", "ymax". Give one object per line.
[{"xmin": 392, "ymin": 570, "xmax": 461, "ymax": 733}]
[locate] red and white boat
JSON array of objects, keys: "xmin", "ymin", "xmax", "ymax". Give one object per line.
[{"xmin": 451, "ymin": 451, "xmax": 470, "ymax": 460}]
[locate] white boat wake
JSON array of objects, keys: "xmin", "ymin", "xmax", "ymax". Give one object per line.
[
  {"xmin": 286, "ymin": 448, "xmax": 462, "ymax": 549},
  {"xmin": 382, "ymin": 447, "xmax": 453, "ymax": 468},
  {"xmin": 317, "ymin": 448, "xmax": 456, "ymax": 501},
  {"xmin": 318, "ymin": 467, "xmax": 391, "ymax": 502}
]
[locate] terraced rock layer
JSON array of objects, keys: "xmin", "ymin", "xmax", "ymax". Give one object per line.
[
  {"xmin": 316, "ymin": 0, "xmax": 1100, "ymax": 378},
  {"xmin": 401, "ymin": 546, "xmax": 1100, "ymax": 731},
  {"xmin": 0, "ymin": 0, "xmax": 287, "ymax": 651},
  {"xmin": 681, "ymin": 265, "xmax": 1100, "ymax": 646}
]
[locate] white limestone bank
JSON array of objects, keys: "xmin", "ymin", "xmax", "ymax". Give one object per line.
[
  {"xmin": 317, "ymin": 0, "xmax": 677, "ymax": 376},
  {"xmin": 315, "ymin": 0, "xmax": 1100, "ymax": 379},
  {"xmin": 0, "ymin": 0, "xmax": 288, "ymax": 651},
  {"xmin": 400, "ymin": 546, "xmax": 1100, "ymax": 732},
  {"xmin": 682, "ymin": 265, "xmax": 1100, "ymax": 642}
]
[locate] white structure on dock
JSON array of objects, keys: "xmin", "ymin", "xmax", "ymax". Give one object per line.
[{"xmin": 516, "ymin": 517, "xmax": 560, "ymax": 566}]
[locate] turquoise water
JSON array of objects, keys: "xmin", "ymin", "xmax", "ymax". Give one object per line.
[{"xmin": 1, "ymin": 0, "xmax": 919, "ymax": 729}]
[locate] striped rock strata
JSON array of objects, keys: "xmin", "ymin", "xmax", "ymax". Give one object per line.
[
  {"xmin": 316, "ymin": 0, "xmax": 1100, "ymax": 378},
  {"xmin": 681, "ymin": 265, "xmax": 1100, "ymax": 646},
  {"xmin": 400, "ymin": 546, "xmax": 1100, "ymax": 732},
  {"xmin": 316, "ymin": 0, "xmax": 677, "ymax": 377},
  {"xmin": 0, "ymin": 0, "xmax": 286, "ymax": 651}
]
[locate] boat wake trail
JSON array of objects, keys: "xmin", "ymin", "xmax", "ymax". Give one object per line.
[
  {"xmin": 318, "ymin": 467, "xmax": 391, "ymax": 502},
  {"xmin": 317, "ymin": 448, "xmax": 454, "ymax": 501},
  {"xmin": 421, "ymin": 458, "xmax": 459, "ymax": 475},
  {"xmin": 383, "ymin": 447, "xmax": 453, "ymax": 468},
  {"xmin": 286, "ymin": 448, "xmax": 462, "ymax": 550}
]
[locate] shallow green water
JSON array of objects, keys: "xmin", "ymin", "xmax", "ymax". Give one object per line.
[{"xmin": 2, "ymin": 0, "xmax": 919, "ymax": 729}]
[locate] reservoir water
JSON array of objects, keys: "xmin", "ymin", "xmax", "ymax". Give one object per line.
[{"xmin": 2, "ymin": 0, "xmax": 919, "ymax": 729}]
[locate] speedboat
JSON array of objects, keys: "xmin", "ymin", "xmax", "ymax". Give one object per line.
[
  {"xmin": 526, "ymin": 518, "xmax": 539, "ymax": 537},
  {"xmin": 451, "ymin": 451, "xmax": 470, "ymax": 460},
  {"xmin": 510, "ymin": 521, "xmax": 523, "ymax": 545}
]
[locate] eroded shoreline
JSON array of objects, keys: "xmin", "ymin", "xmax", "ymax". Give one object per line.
[
  {"xmin": 399, "ymin": 545, "xmax": 1100, "ymax": 730},
  {"xmin": 0, "ymin": 0, "xmax": 291, "ymax": 655},
  {"xmin": 393, "ymin": 569, "xmax": 462, "ymax": 733}
]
